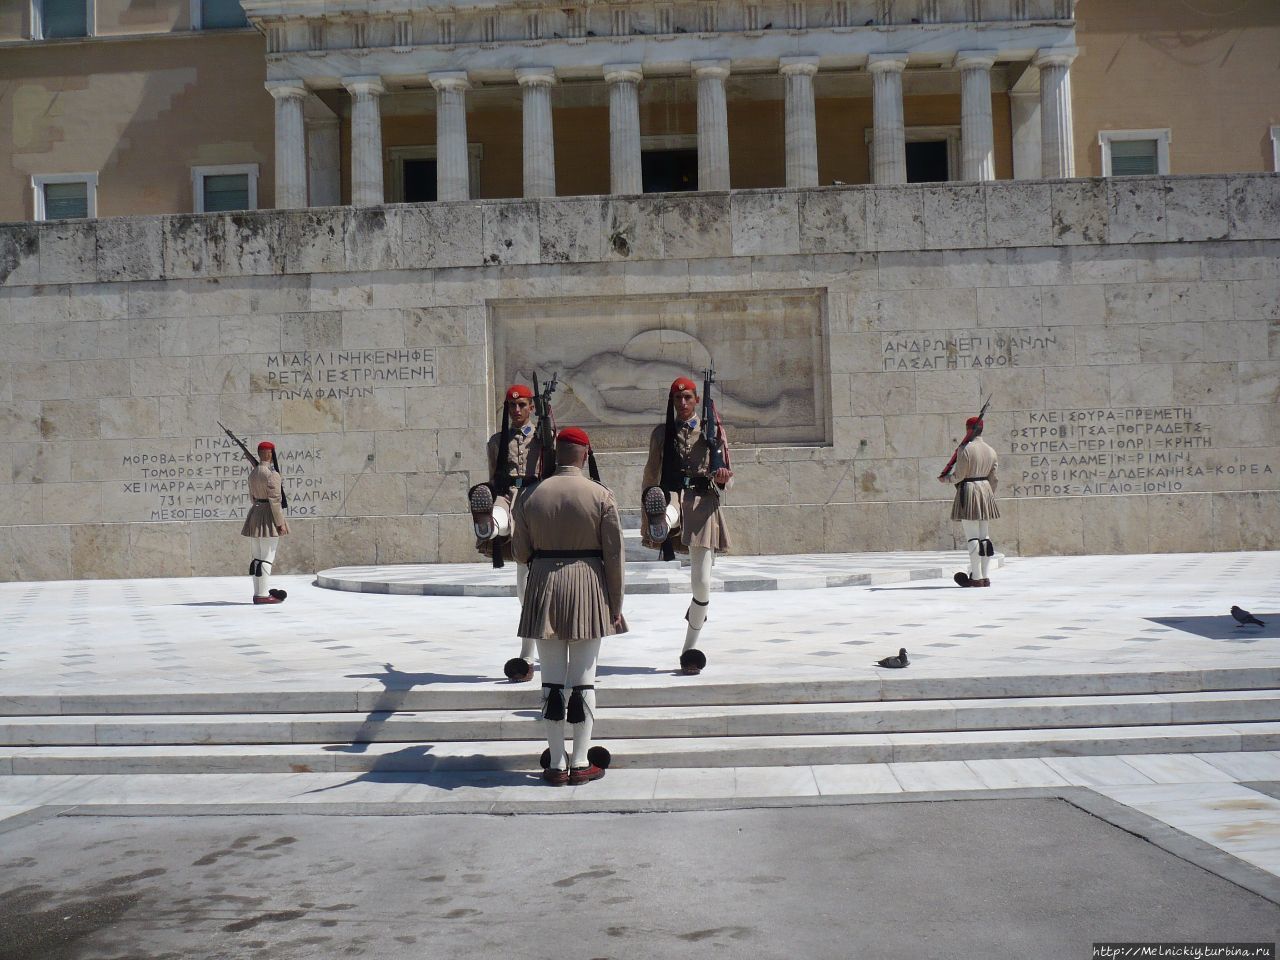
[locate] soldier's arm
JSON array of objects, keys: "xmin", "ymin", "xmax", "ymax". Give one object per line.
[
  {"xmin": 988, "ymin": 451, "xmax": 999, "ymax": 494},
  {"xmin": 640, "ymin": 426, "xmax": 663, "ymax": 490},
  {"xmin": 510, "ymin": 495, "xmax": 533, "ymax": 565},
  {"xmin": 265, "ymin": 470, "xmax": 287, "ymax": 529},
  {"xmin": 600, "ymin": 494, "xmax": 625, "ymax": 618},
  {"xmin": 486, "ymin": 435, "xmax": 499, "ymax": 483}
]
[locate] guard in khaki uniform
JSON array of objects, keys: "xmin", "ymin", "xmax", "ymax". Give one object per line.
[
  {"xmin": 938, "ymin": 416, "xmax": 1000, "ymax": 587},
  {"xmin": 240, "ymin": 440, "xmax": 290, "ymax": 604},
  {"xmin": 511, "ymin": 427, "xmax": 626, "ymax": 786},
  {"xmin": 639, "ymin": 376, "xmax": 733, "ymax": 676},
  {"xmin": 468, "ymin": 383, "xmax": 545, "ymax": 681}
]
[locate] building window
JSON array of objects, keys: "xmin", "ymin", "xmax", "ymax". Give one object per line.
[
  {"xmin": 32, "ymin": 174, "xmax": 97, "ymax": 220},
  {"xmin": 191, "ymin": 164, "xmax": 259, "ymax": 213},
  {"xmin": 33, "ymin": 0, "xmax": 92, "ymax": 39},
  {"xmin": 1099, "ymin": 129, "xmax": 1171, "ymax": 176},
  {"xmin": 864, "ymin": 125, "xmax": 962, "ymax": 182},
  {"xmin": 192, "ymin": 0, "xmax": 248, "ymax": 30},
  {"xmin": 387, "ymin": 146, "xmax": 482, "ymax": 202},
  {"xmin": 640, "ymin": 134, "xmax": 698, "ymax": 193}
]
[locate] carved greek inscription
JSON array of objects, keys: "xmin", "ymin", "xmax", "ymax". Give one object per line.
[
  {"xmin": 119, "ymin": 437, "xmax": 344, "ymax": 521},
  {"xmin": 260, "ymin": 349, "xmax": 437, "ymax": 400},
  {"xmin": 1007, "ymin": 407, "xmax": 1272, "ymax": 496},
  {"xmin": 882, "ymin": 328, "xmax": 1066, "ymax": 371}
]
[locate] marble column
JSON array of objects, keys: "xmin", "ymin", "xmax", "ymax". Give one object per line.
[
  {"xmin": 692, "ymin": 60, "xmax": 731, "ymax": 191},
  {"xmin": 1034, "ymin": 46, "xmax": 1078, "ymax": 178},
  {"xmin": 956, "ymin": 52, "xmax": 996, "ymax": 181},
  {"xmin": 266, "ymin": 80, "xmax": 308, "ymax": 209},
  {"xmin": 429, "ymin": 71, "xmax": 472, "ymax": 201},
  {"xmin": 605, "ymin": 64, "xmax": 643, "ymax": 195},
  {"xmin": 780, "ymin": 57, "xmax": 819, "ymax": 189},
  {"xmin": 306, "ymin": 114, "xmax": 341, "ymax": 207},
  {"xmin": 868, "ymin": 55, "xmax": 908, "ymax": 185},
  {"xmin": 516, "ymin": 68, "xmax": 557, "ymax": 198},
  {"xmin": 343, "ymin": 76, "xmax": 386, "ymax": 206},
  {"xmin": 1009, "ymin": 90, "xmax": 1041, "ymax": 180}
]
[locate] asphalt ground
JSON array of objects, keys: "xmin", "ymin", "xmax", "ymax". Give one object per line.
[{"xmin": 1, "ymin": 798, "xmax": 1277, "ymax": 960}]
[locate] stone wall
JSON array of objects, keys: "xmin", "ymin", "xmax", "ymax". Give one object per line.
[{"xmin": 1, "ymin": 174, "xmax": 1278, "ymax": 581}]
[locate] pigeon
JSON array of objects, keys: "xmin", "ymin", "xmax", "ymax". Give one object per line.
[
  {"xmin": 876, "ymin": 648, "xmax": 909, "ymax": 669},
  {"xmin": 832, "ymin": 179, "xmax": 847, "ymax": 185},
  {"xmin": 1231, "ymin": 605, "xmax": 1266, "ymax": 627},
  {"xmin": 762, "ymin": 21, "xmax": 772, "ymax": 28},
  {"xmin": 586, "ymin": 29, "xmax": 597, "ymax": 36},
  {"xmin": 674, "ymin": 25, "xmax": 687, "ymax": 32}
]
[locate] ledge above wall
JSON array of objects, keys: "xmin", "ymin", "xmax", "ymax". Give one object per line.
[{"xmin": 1, "ymin": 175, "xmax": 1277, "ymax": 289}]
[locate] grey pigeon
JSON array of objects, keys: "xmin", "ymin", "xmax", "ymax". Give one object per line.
[
  {"xmin": 876, "ymin": 648, "xmax": 909, "ymax": 669},
  {"xmin": 1231, "ymin": 605, "xmax": 1265, "ymax": 627}
]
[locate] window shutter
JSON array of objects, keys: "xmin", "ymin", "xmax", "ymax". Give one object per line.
[
  {"xmin": 203, "ymin": 174, "xmax": 251, "ymax": 212},
  {"xmin": 41, "ymin": 0, "xmax": 88, "ymax": 38},
  {"xmin": 1109, "ymin": 139, "xmax": 1159, "ymax": 176},
  {"xmin": 202, "ymin": 0, "xmax": 249, "ymax": 29},
  {"xmin": 44, "ymin": 182, "xmax": 89, "ymax": 219}
]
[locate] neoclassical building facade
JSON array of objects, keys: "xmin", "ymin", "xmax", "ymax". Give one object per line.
[{"xmin": 1, "ymin": 0, "xmax": 1277, "ymax": 219}]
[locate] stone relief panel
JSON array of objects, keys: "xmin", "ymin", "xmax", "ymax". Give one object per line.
[{"xmin": 490, "ymin": 290, "xmax": 828, "ymax": 450}]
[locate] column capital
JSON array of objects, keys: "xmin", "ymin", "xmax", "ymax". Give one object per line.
[
  {"xmin": 516, "ymin": 67, "xmax": 557, "ymax": 88},
  {"xmin": 954, "ymin": 51, "xmax": 997, "ymax": 71},
  {"xmin": 1033, "ymin": 45, "xmax": 1078, "ymax": 69},
  {"xmin": 691, "ymin": 59, "xmax": 730, "ymax": 80},
  {"xmin": 429, "ymin": 71, "xmax": 472, "ymax": 93},
  {"xmin": 265, "ymin": 79, "xmax": 308, "ymax": 101},
  {"xmin": 867, "ymin": 54, "xmax": 909, "ymax": 74},
  {"xmin": 342, "ymin": 75, "xmax": 386, "ymax": 98},
  {"xmin": 779, "ymin": 56, "xmax": 819, "ymax": 77},
  {"xmin": 604, "ymin": 63, "xmax": 644, "ymax": 84}
]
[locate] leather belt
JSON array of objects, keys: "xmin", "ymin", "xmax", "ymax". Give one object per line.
[
  {"xmin": 957, "ymin": 476, "xmax": 992, "ymax": 485},
  {"xmin": 531, "ymin": 550, "xmax": 603, "ymax": 560},
  {"xmin": 253, "ymin": 498, "xmax": 270, "ymax": 504}
]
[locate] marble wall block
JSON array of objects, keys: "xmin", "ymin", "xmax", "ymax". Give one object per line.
[
  {"xmin": 42, "ymin": 482, "xmax": 105, "ymax": 524},
  {"xmin": 883, "ymin": 413, "xmax": 948, "ymax": 459},
  {"xmin": 341, "ymin": 472, "xmax": 407, "ymax": 517},
  {"xmin": 0, "ymin": 484, "xmax": 43, "ymax": 526},
  {"xmin": 866, "ymin": 187, "xmax": 925, "ymax": 252},
  {"xmin": 754, "ymin": 504, "xmax": 824, "ymax": 556},
  {"xmin": 1016, "ymin": 496, "xmax": 1084, "ymax": 555},
  {"xmin": 1051, "ymin": 180, "xmax": 1107, "ymax": 246},
  {"xmin": 854, "ymin": 457, "xmax": 921, "ymax": 503},
  {"xmin": 1169, "ymin": 281, "xmax": 1235, "ymax": 325},
  {"xmin": 371, "ymin": 515, "xmax": 441, "ymax": 566},
  {"xmin": 0, "ymin": 525, "xmax": 71, "ymax": 580},
  {"xmin": 823, "ymin": 501, "xmax": 896, "ymax": 552},
  {"xmin": 161, "ymin": 215, "xmax": 213, "ymax": 280},
  {"xmin": 374, "ymin": 430, "xmax": 439, "ymax": 475},
  {"xmin": 482, "ymin": 201, "xmax": 541, "ymax": 266},
  {"xmin": 99, "ymin": 397, "xmax": 161, "ymax": 439},
  {"xmin": 923, "ymin": 184, "xmax": 987, "ymax": 250},
  {"xmin": 0, "ymin": 224, "xmax": 40, "ymax": 287},
  {"xmin": 602, "ymin": 197, "xmax": 664, "ymax": 262},
  {"xmin": 730, "ymin": 192, "xmax": 800, "ymax": 257},
  {"xmin": 1165, "ymin": 177, "xmax": 1230, "ymax": 243},
  {"xmin": 97, "ymin": 218, "xmax": 165, "ymax": 282},
  {"xmin": 539, "ymin": 200, "xmax": 605, "ymax": 263},
  {"xmin": 1007, "ymin": 247, "xmax": 1071, "ymax": 287},
  {"xmin": 977, "ymin": 286, "xmax": 1043, "ymax": 328},
  {"xmin": 1139, "ymin": 322, "xmax": 1203, "ymax": 363},
  {"xmin": 1104, "ymin": 283, "xmax": 1171, "ymax": 325},
  {"xmin": 1106, "ymin": 178, "xmax": 1168, "ymax": 244},
  {"xmin": 985, "ymin": 181, "xmax": 1053, "ymax": 248},
  {"xmin": 1227, "ymin": 176, "xmax": 1280, "ymax": 242},
  {"xmin": 1171, "ymin": 362, "xmax": 1237, "ymax": 406},
  {"xmin": 660, "ymin": 194, "xmax": 731, "ymax": 260},
  {"xmin": 221, "ymin": 211, "xmax": 285, "ymax": 277},
  {"xmin": 1232, "ymin": 278, "xmax": 1280, "ymax": 321},
  {"xmin": 70, "ymin": 523, "xmax": 131, "ymax": 579},
  {"xmin": 345, "ymin": 207, "xmax": 404, "ymax": 273},
  {"xmin": 12, "ymin": 362, "xmax": 71, "ymax": 401},
  {"xmin": 38, "ymin": 221, "xmax": 99, "ymax": 284},
  {"xmin": 878, "ymin": 249, "xmax": 1006, "ymax": 291},
  {"xmin": 401, "ymin": 202, "xmax": 484, "ymax": 270},
  {"xmin": 1236, "ymin": 360, "xmax": 1280, "ymax": 405},
  {"xmin": 1082, "ymin": 495, "xmax": 1150, "ymax": 554},
  {"xmin": 1212, "ymin": 491, "xmax": 1280, "ymax": 551},
  {"xmin": 283, "ymin": 209, "xmax": 350, "ymax": 274},
  {"xmin": 1145, "ymin": 494, "xmax": 1213, "ymax": 553},
  {"xmin": 798, "ymin": 189, "xmax": 868, "ymax": 254},
  {"xmin": 405, "ymin": 471, "xmax": 469, "ymax": 518}
]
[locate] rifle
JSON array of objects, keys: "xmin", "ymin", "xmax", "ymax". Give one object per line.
[
  {"xmin": 938, "ymin": 394, "xmax": 992, "ymax": 481},
  {"xmin": 532, "ymin": 371, "xmax": 559, "ymax": 479},
  {"xmin": 702, "ymin": 367, "xmax": 727, "ymax": 477},
  {"xmin": 218, "ymin": 421, "xmax": 258, "ymax": 467}
]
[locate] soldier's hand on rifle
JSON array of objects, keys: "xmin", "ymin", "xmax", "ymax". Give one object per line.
[
  {"xmin": 612, "ymin": 613, "xmax": 625, "ymax": 630},
  {"xmin": 277, "ymin": 521, "xmax": 290, "ymax": 535},
  {"xmin": 713, "ymin": 467, "xmax": 732, "ymax": 486},
  {"xmin": 937, "ymin": 475, "xmax": 953, "ymax": 485}
]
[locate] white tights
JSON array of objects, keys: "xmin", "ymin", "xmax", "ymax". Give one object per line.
[
  {"xmin": 516, "ymin": 563, "xmax": 535, "ymax": 661},
  {"xmin": 250, "ymin": 536, "xmax": 278, "ymax": 597},
  {"xmin": 961, "ymin": 519, "xmax": 991, "ymax": 579},
  {"xmin": 537, "ymin": 636, "xmax": 601, "ymax": 771},
  {"xmin": 684, "ymin": 546, "xmax": 714, "ymax": 651}
]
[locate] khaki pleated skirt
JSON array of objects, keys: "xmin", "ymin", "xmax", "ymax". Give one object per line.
[
  {"xmin": 240, "ymin": 503, "xmax": 279, "ymax": 538},
  {"xmin": 518, "ymin": 557, "xmax": 628, "ymax": 641},
  {"xmin": 951, "ymin": 481, "xmax": 1001, "ymax": 521},
  {"xmin": 641, "ymin": 491, "xmax": 732, "ymax": 554}
]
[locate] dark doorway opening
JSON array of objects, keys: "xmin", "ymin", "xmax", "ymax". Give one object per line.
[
  {"xmin": 403, "ymin": 158, "xmax": 438, "ymax": 203},
  {"xmin": 642, "ymin": 149, "xmax": 698, "ymax": 193},
  {"xmin": 906, "ymin": 140, "xmax": 950, "ymax": 183}
]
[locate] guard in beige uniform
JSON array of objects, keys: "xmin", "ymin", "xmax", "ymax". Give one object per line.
[
  {"xmin": 468, "ymin": 383, "xmax": 545, "ymax": 681},
  {"xmin": 239, "ymin": 440, "xmax": 290, "ymax": 605},
  {"xmin": 640, "ymin": 376, "xmax": 733, "ymax": 675},
  {"xmin": 938, "ymin": 416, "xmax": 1000, "ymax": 587},
  {"xmin": 511, "ymin": 427, "xmax": 626, "ymax": 786}
]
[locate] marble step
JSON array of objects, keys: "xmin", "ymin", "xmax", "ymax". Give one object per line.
[
  {"xmin": 3, "ymin": 690, "xmax": 1279, "ymax": 748},
  {"xmin": 7, "ymin": 666, "xmax": 1278, "ymax": 716},
  {"xmin": 4, "ymin": 721, "xmax": 1279, "ymax": 775}
]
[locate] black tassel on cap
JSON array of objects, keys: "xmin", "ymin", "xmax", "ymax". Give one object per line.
[{"xmin": 541, "ymin": 683, "xmax": 565, "ymax": 722}]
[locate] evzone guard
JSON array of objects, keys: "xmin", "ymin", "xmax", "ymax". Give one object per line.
[
  {"xmin": 640, "ymin": 372, "xmax": 733, "ymax": 676},
  {"xmin": 221, "ymin": 422, "xmax": 291, "ymax": 605},
  {"xmin": 468, "ymin": 381, "xmax": 553, "ymax": 682},
  {"xmin": 511, "ymin": 427, "xmax": 625, "ymax": 786},
  {"xmin": 938, "ymin": 401, "xmax": 1000, "ymax": 588}
]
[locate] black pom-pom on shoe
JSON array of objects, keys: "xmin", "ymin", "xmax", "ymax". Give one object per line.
[
  {"xmin": 679, "ymin": 648, "xmax": 707, "ymax": 675},
  {"xmin": 540, "ymin": 748, "xmax": 551, "ymax": 769},
  {"xmin": 954, "ymin": 572, "xmax": 972, "ymax": 587},
  {"xmin": 587, "ymin": 745, "xmax": 612, "ymax": 769},
  {"xmin": 504, "ymin": 657, "xmax": 534, "ymax": 682},
  {"xmin": 268, "ymin": 588, "xmax": 287, "ymax": 601}
]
